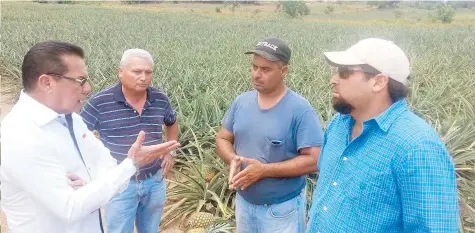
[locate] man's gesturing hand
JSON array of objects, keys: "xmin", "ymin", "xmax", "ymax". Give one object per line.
[
  {"xmin": 228, "ymin": 155, "xmax": 242, "ymax": 190},
  {"xmin": 127, "ymin": 131, "xmax": 180, "ymax": 167},
  {"xmin": 230, "ymin": 157, "xmax": 266, "ymax": 191}
]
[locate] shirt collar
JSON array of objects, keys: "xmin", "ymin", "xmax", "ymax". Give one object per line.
[
  {"xmin": 112, "ymin": 82, "xmax": 154, "ymax": 103},
  {"xmin": 340, "ymin": 99, "xmax": 409, "ymax": 133},
  {"xmin": 371, "ymin": 99, "xmax": 409, "ymax": 132},
  {"xmin": 18, "ymin": 90, "xmax": 61, "ymax": 127}
]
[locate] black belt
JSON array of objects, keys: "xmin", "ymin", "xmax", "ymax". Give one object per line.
[{"xmin": 132, "ymin": 165, "xmax": 161, "ymax": 181}]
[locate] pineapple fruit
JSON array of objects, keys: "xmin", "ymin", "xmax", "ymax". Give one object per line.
[
  {"xmin": 187, "ymin": 212, "xmax": 216, "ymax": 229},
  {"xmin": 202, "ymin": 164, "xmax": 218, "ymax": 182}
]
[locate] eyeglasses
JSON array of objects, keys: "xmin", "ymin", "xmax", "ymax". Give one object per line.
[
  {"xmin": 331, "ymin": 66, "xmax": 380, "ymax": 79},
  {"xmin": 47, "ymin": 73, "xmax": 90, "ymax": 86}
]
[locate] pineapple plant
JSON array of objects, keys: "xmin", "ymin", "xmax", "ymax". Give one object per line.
[{"xmin": 161, "ymin": 143, "xmax": 235, "ymax": 229}]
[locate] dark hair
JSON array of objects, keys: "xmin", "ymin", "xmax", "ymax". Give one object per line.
[
  {"xmin": 22, "ymin": 41, "xmax": 84, "ymax": 91},
  {"xmin": 387, "ymin": 76, "xmax": 410, "ymax": 103},
  {"xmin": 360, "ymin": 64, "xmax": 409, "ymax": 103}
]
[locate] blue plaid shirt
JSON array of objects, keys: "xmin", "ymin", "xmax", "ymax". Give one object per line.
[{"xmin": 307, "ymin": 100, "xmax": 459, "ymax": 233}]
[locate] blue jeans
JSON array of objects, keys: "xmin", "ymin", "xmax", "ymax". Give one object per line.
[
  {"xmin": 105, "ymin": 170, "xmax": 166, "ymax": 233},
  {"xmin": 235, "ymin": 190, "xmax": 306, "ymax": 233}
]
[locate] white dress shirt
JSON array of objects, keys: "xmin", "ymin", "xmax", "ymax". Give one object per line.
[{"xmin": 0, "ymin": 91, "xmax": 137, "ymax": 233}]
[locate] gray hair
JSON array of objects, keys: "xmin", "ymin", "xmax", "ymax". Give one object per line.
[{"xmin": 119, "ymin": 49, "xmax": 154, "ymax": 67}]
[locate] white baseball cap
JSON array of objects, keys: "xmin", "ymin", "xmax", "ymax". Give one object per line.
[{"xmin": 323, "ymin": 38, "xmax": 410, "ymax": 85}]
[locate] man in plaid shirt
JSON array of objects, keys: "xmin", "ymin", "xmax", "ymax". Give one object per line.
[{"xmin": 307, "ymin": 38, "xmax": 459, "ymax": 232}]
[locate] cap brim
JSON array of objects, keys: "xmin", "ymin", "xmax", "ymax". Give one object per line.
[
  {"xmin": 245, "ymin": 50, "xmax": 280, "ymax": 62},
  {"xmin": 323, "ymin": 51, "xmax": 365, "ymax": 67}
]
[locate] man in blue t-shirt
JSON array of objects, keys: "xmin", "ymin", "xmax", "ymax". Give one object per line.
[{"xmin": 216, "ymin": 37, "xmax": 324, "ymax": 233}]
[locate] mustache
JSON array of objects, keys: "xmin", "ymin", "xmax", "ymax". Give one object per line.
[{"xmin": 252, "ymin": 79, "xmax": 263, "ymax": 84}]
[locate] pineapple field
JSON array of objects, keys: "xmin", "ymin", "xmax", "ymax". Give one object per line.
[{"xmin": 1, "ymin": 1, "xmax": 475, "ymax": 232}]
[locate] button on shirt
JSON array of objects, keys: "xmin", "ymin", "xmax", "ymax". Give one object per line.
[
  {"xmin": 0, "ymin": 91, "xmax": 137, "ymax": 233},
  {"xmin": 80, "ymin": 83, "xmax": 176, "ymax": 180},
  {"xmin": 307, "ymin": 100, "xmax": 459, "ymax": 232}
]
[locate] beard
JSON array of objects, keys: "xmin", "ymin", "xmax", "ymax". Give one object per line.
[{"xmin": 332, "ymin": 98, "xmax": 353, "ymax": 115}]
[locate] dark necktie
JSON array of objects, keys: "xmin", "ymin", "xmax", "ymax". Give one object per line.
[{"xmin": 65, "ymin": 114, "xmax": 105, "ymax": 233}]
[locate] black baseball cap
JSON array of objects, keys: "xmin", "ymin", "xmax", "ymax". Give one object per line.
[{"xmin": 245, "ymin": 37, "xmax": 291, "ymax": 65}]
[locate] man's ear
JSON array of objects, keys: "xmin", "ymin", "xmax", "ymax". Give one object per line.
[
  {"xmin": 118, "ymin": 67, "xmax": 124, "ymax": 81},
  {"xmin": 281, "ymin": 64, "xmax": 288, "ymax": 77},
  {"xmin": 372, "ymin": 74, "xmax": 389, "ymax": 93},
  {"xmin": 37, "ymin": 74, "xmax": 54, "ymax": 93}
]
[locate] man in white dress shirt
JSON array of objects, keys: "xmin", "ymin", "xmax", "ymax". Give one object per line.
[{"xmin": 0, "ymin": 40, "xmax": 180, "ymax": 233}]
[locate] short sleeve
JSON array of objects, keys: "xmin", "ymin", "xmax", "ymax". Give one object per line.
[
  {"xmin": 221, "ymin": 97, "xmax": 239, "ymax": 132},
  {"xmin": 294, "ymin": 109, "xmax": 324, "ymax": 150},
  {"xmin": 163, "ymin": 99, "xmax": 177, "ymax": 126}
]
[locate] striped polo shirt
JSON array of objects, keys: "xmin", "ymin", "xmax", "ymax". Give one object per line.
[{"xmin": 80, "ymin": 82, "xmax": 176, "ymax": 179}]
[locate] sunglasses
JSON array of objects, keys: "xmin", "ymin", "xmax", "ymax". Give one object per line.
[
  {"xmin": 331, "ymin": 66, "xmax": 381, "ymax": 79},
  {"xmin": 47, "ymin": 73, "xmax": 90, "ymax": 86}
]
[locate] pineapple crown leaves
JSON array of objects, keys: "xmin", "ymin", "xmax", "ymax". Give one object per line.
[{"xmin": 162, "ymin": 147, "xmax": 235, "ymax": 228}]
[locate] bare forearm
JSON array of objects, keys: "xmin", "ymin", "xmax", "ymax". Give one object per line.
[
  {"xmin": 263, "ymin": 154, "xmax": 317, "ymax": 178},
  {"xmin": 165, "ymin": 122, "xmax": 179, "ymax": 141},
  {"xmin": 216, "ymin": 138, "xmax": 236, "ymax": 165}
]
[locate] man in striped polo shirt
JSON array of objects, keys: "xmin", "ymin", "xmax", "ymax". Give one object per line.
[{"xmin": 80, "ymin": 49, "xmax": 178, "ymax": 233}]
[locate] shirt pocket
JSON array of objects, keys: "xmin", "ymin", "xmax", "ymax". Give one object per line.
[
  {"xmin": 261, "ymin": 132, "xmax": 288, "ymax": 164},
  {"xmin": 345, "ymin": 170, "xmax": 394, "ymax": 208},
  {"xmin": 342, "ymin": 169, "xmax": 398, "ymax": 228}
]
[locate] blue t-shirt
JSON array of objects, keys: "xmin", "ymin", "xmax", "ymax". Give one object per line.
[{"xmin": 222, "ymin": 88, "xmax": 324, "ymax": 205}]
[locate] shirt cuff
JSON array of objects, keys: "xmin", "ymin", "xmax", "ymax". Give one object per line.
[
  {"xmin": 112, "ymin": 158, "xmax": 137, "ymax": 195},
  {"xmin": 119, "ymin": 158, "xmax": 137, "ymax": 174}
]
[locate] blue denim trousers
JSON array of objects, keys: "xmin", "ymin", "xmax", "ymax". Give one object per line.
[
  {"xmin": 235, "ymin": 189, "xmax": 306, "ymax": 233},
  {"xmin": 105, "ymin": 170, "xmax": 166, "ymax": 233}
]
